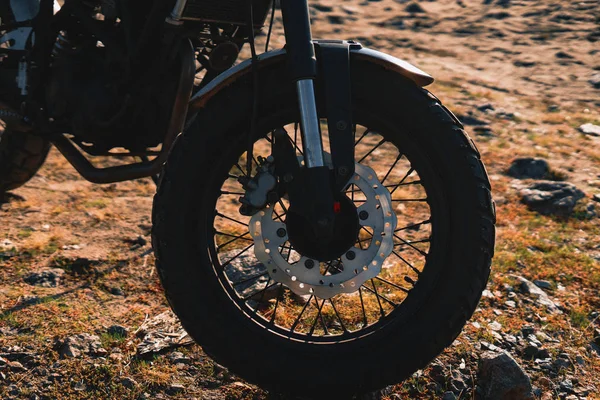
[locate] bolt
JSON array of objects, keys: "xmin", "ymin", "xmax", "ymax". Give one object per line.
[
  {"xmin": 305, "ymin": 259, "xmax": 315, "ymax": 269},
  {"xmin": 359, "ymin": 210, "xmax": 369, "ymax": 220},
  {"xmin": 277, "ymin": 228, "xmax": 287, "ymax": 238},
  {"xmin": 338, "ymin": 166, "xmax": 349, "ymax": 176},
  {"xmin": 336, "ymin": 120, "xmax": 348, "ymax": 131},
  {"xmin": 283, "ymin": 173, "xmax": 294, "ymax": 183},
  {"xmin": 346, "ymin": 251, "xmax": 356, "ymax": 260}
]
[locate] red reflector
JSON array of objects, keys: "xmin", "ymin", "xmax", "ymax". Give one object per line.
[{"xmin": 333, "ymin": 201, "xmax": 341, "ymax": 214}]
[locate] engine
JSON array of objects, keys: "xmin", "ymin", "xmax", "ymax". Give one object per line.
[{"xmin": 45, "ymin": 0, "xmax": 180, "ymax": 153}]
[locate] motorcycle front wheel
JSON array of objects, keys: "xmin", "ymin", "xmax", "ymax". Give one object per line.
[{"xmin": 152, "ymin": 58, "xmax": 495, "ymax": 397}]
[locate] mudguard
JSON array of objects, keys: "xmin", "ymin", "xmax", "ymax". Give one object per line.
[{"xmin": 188, "ymin": 42, "xmax": 434, "ymax": 110}]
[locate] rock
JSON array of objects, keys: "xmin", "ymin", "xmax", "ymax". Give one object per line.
[
  {"xmin": 508, "ymin": 158, "xmax": 550, "ymax": 179},
  {"xmin": 24, "ymin": 268, "xmax": 65, "ymax": 287},
  {"xmin": 167, "ymin": 383, "xmax": 185, "ymax": 395},
  {"xmin": 478, "ymin": 103, "xmax": 495, "ymax": 112},
  {"xmin": 590, "ymin": 73, "xmax": 600, "ymax": 89},
  {"xmin": 7, "ymin": 360, "xmax": 26, "ymax": 372},
  {"xmin": 559, "ymin": 379, "xmax": 574, "ymax": 393},
  {"xmin": 223, "ymin": 251, "xmax": 279, "ymax": 301},
  {"xmin": 168, "ymin": 351, "xmax": 191, "ymax": 365},
  {"xmin": 478, "ymin": 351, "xmax": 533, "ymax": 400},
  {"xmin": 136, "ymin": 311, "xmax": 194, "ymax": 356},
  {"xmin": 505, "ymin": 300, "xmax": 516, "ymax": 308},
  {"xmin": 121, "ymin": 377, "xmax": 138, "ymax": 389},
  {"xmin": 405, "ymin": 2, "xmax": 425, "ymax": 13},
  {"xmin": 521, "ymin": 326, "xmax": 535, "ymax": 336},
  {"xmin": 109, "ymin": 286, "xmax": 124, "ymax": 296},
  {"xmin": 533, "ymin": 280, "xmax": 552, "ymax": 290},
  {"xmin": 489, "ymin": 321, "xmax": 502, "ymax": 331},
  {"xmin": 514, "ymin": 276, "xmax": 561, "ymax": 313},
  {"xmin": 522, "ymin": 344, "xmax": 539, "ymax": 360},
  {"xmin": 593, "ymin": 194, "xmax": 600, "ymax": 203},
  {"xmin": 519, "ymin": 181, "xmax": 585, "ymax": 217},
  {"xmin": 536, "ymin": 348, "xmax": 550, "ymax": 360},
  {"xmin": 54, "ymin": 334, "xmax": 107, "ymax": 358},
  {"xmin": 555, "ymin": 51, "xmax": 574, "ymax": 59},
  {"xmin": 580, "ymin": 123, "xmax": 600, "ymax": 136},
  {"xmin": 107, "ymin": 325, "xmax": 128, "ymax": 338}
]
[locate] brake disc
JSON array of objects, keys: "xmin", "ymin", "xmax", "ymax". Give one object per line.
[{"xmin": 249, "ymin": 162, "xmax": 397, "ymax": 299}]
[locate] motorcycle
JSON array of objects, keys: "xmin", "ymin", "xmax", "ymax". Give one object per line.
[{"xmin": 0, "ymin": 0, "xmax": 495, "ymax": 396}]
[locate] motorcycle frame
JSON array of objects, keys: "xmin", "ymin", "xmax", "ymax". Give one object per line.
[{"xmin": 2, "ymin": 0, "xmax": 434, "ymax": 184}]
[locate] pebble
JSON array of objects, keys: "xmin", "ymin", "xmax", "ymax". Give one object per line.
[
  {"xmin": 533, "ymin": 280, "xmax": 552, "ymax": 290},
  {"xmin": 489, "ymin": 321, "xmax": 502, "ymax": 331},
  {"xmin": 167, "ymin": 383, "xmax": 185, "ymax": 395},
  {"xmin": 580, "ymin": 123, "xmax": 600, "ymax": 136}
]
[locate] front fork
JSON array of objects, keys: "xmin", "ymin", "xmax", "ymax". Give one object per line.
[{"xmin": 280, "ymin": 0, "xmax": 325, "ymax": 169}]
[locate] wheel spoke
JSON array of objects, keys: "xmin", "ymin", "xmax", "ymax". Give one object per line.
[
  {"xmin": 354, "ymin": 129, "xmax": 371, "ymax": 147},
  {"xmin": 381, "ymin": 153, "xmax": 403, "ymax": 184},
  {"xmin": 216, "ymin": 231, "xmax": 254, "ymax": 242},
  {"xmin": 270, "ymin": 284, "xmax": 284, "ymax": 324},
  {"xmin": 243, "ymin": 279, "xmax": 277, "ymax": 302},
  {"xmin": 358, "ymin": 139, "xmax": 386, "ymax": 163},
  {"xmin": 392, "ymin": 250, "xmax": 423, "ymax": 275},
  {"xmin": 395, "ymin": 219, "xmax": 431, "ymax": 232},
  {"xmin": 389, "ymin": 167, "xmax": 415, "ymax": 195},
  {"xmin": 308, "ymin": 298, "xmax": 328, "ymax": 336},
  {"xmin": 216, "ymin": 212, "xmax": 248, "ymax": 227},
  {"xmin": 358, "ymin": 286, "xmax": 368, "ymax": 328},
  {"xmin": 218, "ymin": 231, "xmax": 253, "ymax": 249},
  {"xmin": 290, "ymin": 295, "xmax": 314, "ymax": 333},
  {"xmin": 233, "ymin": 271, "xmax": 268, "ymax": 287},
  {"xmin": 329, "ymin": 298, "xmax": 348, "ymax": 333},
  {"xmin": 394, "ymin": 238, "xmax": 430, "ymax": 247},
  {"xmin": 393, "ymin": 233, "xmax": 428, "ymax": 257},
  {"xmin": 373, "ymin": 276, "xmax": 410, "ymax": 293},
  {"xmin": 220, "ymin": 190, "xmax": 246, "ymax": 196}
]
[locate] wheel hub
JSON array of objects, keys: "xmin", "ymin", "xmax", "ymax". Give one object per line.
[
  {"xmin": 285, "ymin": 194, "xmax": 359, "ymax": 262},
  {"xmin": 250, "ymin": 162, "xmax": 397, "ymax": 299}
]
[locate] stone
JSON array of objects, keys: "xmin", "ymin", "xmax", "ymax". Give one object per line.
[
  {"xmin": 478, "ymin": 351, "xmax": 534, "ymax": 400},
  {"xmin": 107, "ymin": 325, "xmax": 128, "ymax": 338},
  {"xmin": 559, "ymin": 379, "xmax": 574, "ymax": 393},
  {"xmin": 522, "ymin": 344, "xmax": 539, "ymax": 360},
  {"xmin": 168, "ymin": 351, "xmax": 191, "ymax": 365},
  {"xmin": 533, "ymin": 280, "xmax": 552, "ymax": 290},
  {"xmin": 521, "ymin": 326, "xmax": 535, "ymax": 336},
  {"xmin": 121, "ymin": 377, "xmax": 138, "ymax": 389},
  {"xmin": 505, "ymin": 300, "xmax": 517, "ymax": 308},
  {"xmin": 580, "ymin": 123, "xmax": 600, "ymax": 136},
  {"xmin": 590, "ymin": 73, "xmax": 600, "ymax": 89},
  {"xmin": 54, "ymin": 334, "xmax": 107, "ymax": 358},
  {"xmin": 23, "ymin": 268, "xmax": 65, "ymax": 287},
  {"xmin": 514, "ymin": 276, "xmax": 561, "ymax": 313},
  {"xmin": 519, "ymin": 181, "xmax": 585, "ymax": 217},
  {"xmin": 222, "ymin": 251, "xmax": 280, "ymax": 301},
  {"xmin": 405, "ymin": 2, "xmax": 425, "ymax": 13},
  {"xmin": 167, "ymin": 383, "xmax": 185, "ymax": 395},
  {"xmin": 508, "ymin": 158, "xmax": 550, "ymax": 179},
  {"xmin": 488, "ymin": 321, "xmax": 502, "ymax": 331}
]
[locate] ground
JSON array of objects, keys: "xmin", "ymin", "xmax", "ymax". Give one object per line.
[{"xmin": 1, "ymin": 0, "xmax": 600, "ymax": 399}]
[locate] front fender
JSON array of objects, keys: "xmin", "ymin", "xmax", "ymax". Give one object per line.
[{"xmin": 189, "ymin": 43, "xmax": 434, "ymax": 110}]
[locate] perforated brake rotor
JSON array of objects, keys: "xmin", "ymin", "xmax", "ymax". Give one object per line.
[{"xmin": 249, "ymin": 162, "xmax": 397, "ymax": 299}]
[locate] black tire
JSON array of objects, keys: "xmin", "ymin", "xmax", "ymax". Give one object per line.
[
  {"xmin": 152, "ymin": 58, "xmax": 495, "ymax": 397},
  {"xmin": 0, "ymin": 127, "xmax": 51, "ymax": 196}
]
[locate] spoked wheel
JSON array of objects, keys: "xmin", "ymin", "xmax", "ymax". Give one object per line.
[
  {"xmin": 153, "ymin": 59, "xmax": 495, "ymax": 397},
  {"xmin": 214, "ymin": 123, "xmax": 437, "ymax": 342}
]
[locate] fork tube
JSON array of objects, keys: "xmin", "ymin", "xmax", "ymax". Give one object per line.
[{"xmin": 281, "ymin": 0, "xmax": 324, "ymax": 168}]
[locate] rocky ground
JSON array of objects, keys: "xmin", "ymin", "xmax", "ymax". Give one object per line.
[{"xmin": 2, "ymin": 0, "xmax": 600, "ymax": 399}]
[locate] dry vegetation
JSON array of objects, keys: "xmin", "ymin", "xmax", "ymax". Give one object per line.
[{"xmin": 2, "ymin": 0, "xmax": 600, "ymax": 399}]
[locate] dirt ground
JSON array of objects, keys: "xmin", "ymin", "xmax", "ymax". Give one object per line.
[{"xmin": 1, "ymin": 0, "xmax": 600, "ymax": 399}]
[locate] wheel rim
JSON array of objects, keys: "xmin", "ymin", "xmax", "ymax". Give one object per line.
[{"xmin": 208, "ymin": 116, "xmax": 443, "ymax": 343}]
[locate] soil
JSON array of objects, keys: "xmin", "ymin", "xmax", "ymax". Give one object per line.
[{"xmin": 1, "ymin": 0, "xmax": 599, "ymax": 399}]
